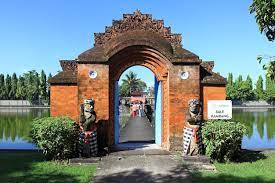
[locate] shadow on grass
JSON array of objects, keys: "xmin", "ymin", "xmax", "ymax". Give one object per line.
[
  {"xmin": 0, "ymin": 151, "xmax": 82, "ymax": 183},
  {"xmin": 236, "ymin": 149, "xmax": 267, "ymax": 162},
  {"xmin": 192, "ymin": 172, "xmax": 275, "ymax": 183},
  {"xmin": 8, "ymin": 172, "xmax": 79, "ymax": 183}
]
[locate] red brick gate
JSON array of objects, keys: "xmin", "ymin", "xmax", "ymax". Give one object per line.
[{"xmin": 49, "ymin": 11, "xmax": 226, "ymax": 150}]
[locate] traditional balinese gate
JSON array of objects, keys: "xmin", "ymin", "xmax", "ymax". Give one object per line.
[{"xmin": 49, "ymin": 11, "xmax": 226, "ymax": 150}]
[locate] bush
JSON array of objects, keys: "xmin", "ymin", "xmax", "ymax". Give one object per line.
[
  {"xmin": 201, "ymin": 120, "xmax": 246, "ymax": 162},
  {"xmin": 31, "ymin": 117, "xmax": 79, "ymax": 160}
]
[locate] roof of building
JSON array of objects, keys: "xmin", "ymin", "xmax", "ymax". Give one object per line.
[
  {"xmin": 200, "ymin": 61, "xmax": 226, "ymax": 85},
  {"xmin": 48, "ymin": 60, "xmax": 77, "ymax": 85}
]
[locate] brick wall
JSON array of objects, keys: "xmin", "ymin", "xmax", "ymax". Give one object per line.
[
  {"xmin": 50, "ymin": 85, "xmax": 78, "ymax": 121},
  {"xmin": 202, "ymin": 85, "xmax": 226, "ymax": 120},
  {"xmin": 77, "ymin": 63, "xmax": 110, "ymax": 145},
  {"xmin": 77, "ymin": 64, "xmax": 109, "ymax": 120},
  {"xmin": 168, "ymin": 64, "xmax": 200, "ymax": 150}
]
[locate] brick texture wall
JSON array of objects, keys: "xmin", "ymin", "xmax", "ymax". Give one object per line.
[
  {"xmin": 168, "ymin": 64, "xmax": 200, "ymax": 150},
  {"xmin": 202, "ymin": 85, "xmax": 226, "ymax": 120},
  {"xmin": 50, "ymin": 85, "xmax": 78, "ymax": 121},
  {"xmin": 77, "ymin": 64, "xmax": 109, "ymax": 119}
]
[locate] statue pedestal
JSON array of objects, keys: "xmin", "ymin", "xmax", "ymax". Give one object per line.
[
  {"xmin": 183, "ymin": 124, "xmax": 202, "ymax": 156},
  {"xmin": 78, "ymin": 128, "xmax": 98, "ymax": 157}
]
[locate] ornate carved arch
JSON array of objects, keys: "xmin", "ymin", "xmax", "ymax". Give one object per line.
[{"xmin": 94, "ymin": 10, "xmax": 182, "ymax": 47}]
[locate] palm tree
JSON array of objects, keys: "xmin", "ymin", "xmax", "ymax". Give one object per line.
[{"xmin": 119, "ymin": 71, "xmax": 147, "ymax": 97}]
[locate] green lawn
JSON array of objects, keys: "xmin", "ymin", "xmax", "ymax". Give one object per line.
[
  {"xmin": 0, "ymin": 151, "xmax": 96, "ymax": 183},
  {"xmin": 192, "ymin": 152, "xmax": 275, "ymax": 183}
]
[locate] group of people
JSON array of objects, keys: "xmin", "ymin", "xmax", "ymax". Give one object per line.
[{"xmin": 130, "ymin": 100, "xmax": 153, "ymax": 122}]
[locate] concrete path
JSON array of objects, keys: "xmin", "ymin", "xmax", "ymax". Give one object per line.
[
  {"xmin": 119, "ymin": 116, "xmax": 154, "ymax": 143},
  {"xmin": 93, "ymin": 155, "xmax": 192, "ymax": 183}
]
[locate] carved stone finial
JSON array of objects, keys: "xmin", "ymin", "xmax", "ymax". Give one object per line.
[
  {"xmin": 134, "ymin": 9, "xmax": 141, "ymax": 15},
  {"xmin": 94, "ymin": 11, "xmax": 182, "ymax": 47}
]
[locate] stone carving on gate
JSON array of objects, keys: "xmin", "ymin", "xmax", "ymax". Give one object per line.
[
  {"xmin": 183, "ymin": 99, "xmax": 203, "ymax": 156},
  {"xmin": 186, "ymin": 99, "xmax": 202, "ymax": 125},
  {"xmin": 78, "ymin": 99, "xmax": 98, "ymax": 157},
  {"xmin": 94, "ymin": 10, "xmax": 182, "ymax": 46}
]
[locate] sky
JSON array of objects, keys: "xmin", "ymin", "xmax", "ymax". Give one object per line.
[{"xmin": 0, "ymin": 0, "xmax": 274, "ymax": 85}]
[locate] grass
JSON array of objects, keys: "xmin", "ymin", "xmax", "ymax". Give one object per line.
[
  {"xmin": 191, "ymin": 151, "xmax": 275, "ymax": 183},
  {"xmin": 0, "ymin": 151, "xmax": 96, "ymax": 183}
]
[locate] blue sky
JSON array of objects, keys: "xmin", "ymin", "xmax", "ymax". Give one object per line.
[{"xmin": 0, "ymin": 0, "xmax": 274, "ymax": 85}]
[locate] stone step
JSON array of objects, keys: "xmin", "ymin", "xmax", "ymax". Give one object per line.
[
  {"xmin": 69, "ymin": 157, "xmax": 101, "ymax": 164},
  {"xmin": 181, "ymin": 155, "xmax": 216, "ymax": 172},
  {"xmin": 110, "ymin": 149, "xmax": 170, "ymax": 156},
  {"xmin": 185, "ymin": 163, "xmax": 216, "ymax": 172},
  {"xmin": 182, "ymin": 155, "xmax": 211, "ymax": 163}
]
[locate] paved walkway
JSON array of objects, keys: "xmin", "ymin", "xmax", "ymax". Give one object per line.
[
  {"xmin": 119, "ymin": 116, "xmax": 154, "ymax": 143},
  {"xmin": 92, "ymin": 117, "xmax": 192, "ymax": 183},
  {"xmin": 93, "ymin": 155, "xmax": 192, "ymax": 183}
]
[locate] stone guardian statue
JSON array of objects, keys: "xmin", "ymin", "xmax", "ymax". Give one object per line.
[
  {"xmin": 183, "ymin": 99, "xmax": 203, "ymax": 156},
  {"xmin": 78, "ymin": 99, "xmax": 98, "ymax": 157}
]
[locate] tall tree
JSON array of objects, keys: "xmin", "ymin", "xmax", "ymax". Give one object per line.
[
  {"xmin": 5, "ymin": 74, "xmax": 11, "ymax": 99},
  {"xmin": 255, "ymin": 75, "xmax": 264, "ymax": 100},
  {"xmin": 235, "ymin": 75, "xmax": 243, "ymax": 88},
  {"xmin": 245, "ymin": 75, "xmax": 253, "ymax": 91},
  {"xmin": 0, "ymin": 74, "xmax": 5, "ymax": 99},
  {"xmin": 264, "ymin": 75, "xmax": 275, "ymax": 101},
  {"xmin": 257, "ymin": 55, "xmax": 275, "ymax": 81},
  {"xmin": 227, "ymin": 73, "xmax": 233, "ymax": 86},
  {"xmin": 250, "ymin": 0, "xmax": 275, "ymax": 41},
  {"xmin": 226, "ymin": 73, "xmax": 236, "ymax": 100},
  {"xmin": 237, "ymin": 75, "xmax": 254, "ymax": 101},
  {"xmin": 47, "ymin": 73, "xmax": 52, "ymax": 103},
  {"xmin": 24, "ymin": 71, "xmax": 40, "ymax": 103},
  {"xmin": 10, "ymin": 73, "xmax": 18, "ymax": 100},
  {"xmin": 40, "ymin": 70, "xmax": 47, "ymax": 101},
  {"xmin": 250, "ymin": 1, "xmax": 275, "ymax": 80},
  {"xmin": 16, "ymin": 76, "xmax": 26, "ymax": 100},
  {"xmin": 119, "ymin": 71, "xmax": 147, "ymax": 97}
]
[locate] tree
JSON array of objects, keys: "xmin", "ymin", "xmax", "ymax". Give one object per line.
[
  {"xmin": 119, "ymin": 71, "xmax": 147, "ymax": 97},
  {"xmin": 237, "ymin": 75, "xmax": 255, "ymax": 101},
  {"xmin": 250, "ymin": 0, "xmax": 275, "ymax": 41},
  {"xmin": 24, "ymin": 71, "xmax": 40, "ymax": 103},
  {"xmin": 250, "ymin": 1, "xmax": 275, "ymax": 80},
  {"xmin": 245, "ymin": 75, "xmax": 253, "ymax": 91},
  {"xmin": 16, "ymin": 76, "xmax": 26, "ymax": 100},
  {"xmin": 227, "ymin": 73, "xmax": 233, "ymax": 86},
  {"xmin": 235, "ymin": 75, "xmax": 243, "ymax": 88},
  {"xmin": 5, "ymin": 74, "xmax": 11, "ymax": 99},
  {"xmin": 255, "ymin": 75, "xmax": 265, "ymax": 100},
  {"xmin": 40, "ymin": 70, "xmax": 47, "ymax": 101},
  {"xmin": 47, "ymin": 73, "xmax": 52, "ymax": 103},
  {"xmin": 264, "ymin": 75, "xmax": 275, "ymax": 101},
  {"xmin": 226, "ymin": 73, "xmax": 237, "ymax": 100},
  {"xmin": 257, "ymin": 55, "xmax": 275, "ymax": 81},
  {"xmin": 10, "ymin": 73, "xmax": 18, "ymax": 100},
  {"xmin": 0, "ymin": 74, "xmax": 6, "ymax": 99}
]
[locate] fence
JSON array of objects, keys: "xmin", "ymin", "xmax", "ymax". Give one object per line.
[{"xmin": 0, "ymin": 100, "xmax": 49, "ymax": 106}]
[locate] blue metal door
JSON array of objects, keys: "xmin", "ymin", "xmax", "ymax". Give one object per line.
[
  {"xmin": 114, "ymin": 80, "xmax": 119, "ymax": 145},
  {"xmin": 154, "ymin": 77, "xmax": 162, "ymax": 145}
]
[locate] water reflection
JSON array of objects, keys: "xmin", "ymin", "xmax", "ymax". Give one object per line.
[
  {"xmin": 0, "ymin": 108, "xmax": 274, "ymax": 150},
  {"xmin": 232, "ymin": 108, "xmax": 275, "ymax": 149},
  {"xmin": 0, "ymin": 108, "xmax": 49, "ymax": 149}
]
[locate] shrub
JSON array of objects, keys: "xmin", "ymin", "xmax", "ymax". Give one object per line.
[
  {"xmin": 201, "ymin": 120, "xmax": 246, "ymax": 162},
  {"xmin": 31, "ymin": 117, "xmax": 79, "ymax": 160}
]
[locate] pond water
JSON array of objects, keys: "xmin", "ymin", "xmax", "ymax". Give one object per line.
[
  {"xmin": 232, "ymin": 108, "xmax": 275, "ymax": 149},
  {"xmin": 0, "ymin": 108, "xmax": 49, "ymax": 149},
  {"xmin": 0, "ymin": 107, "xmax": 274, "ymax": 150}
]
